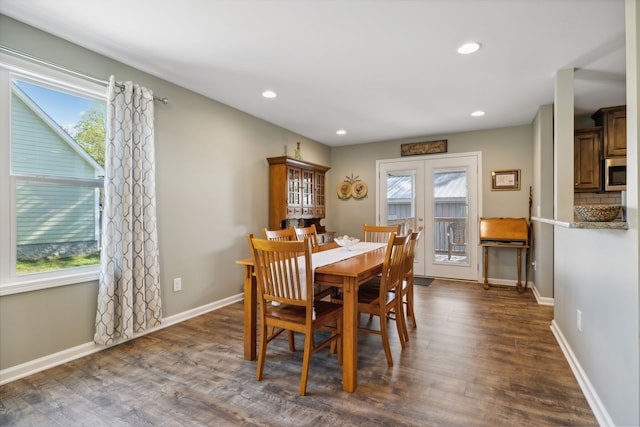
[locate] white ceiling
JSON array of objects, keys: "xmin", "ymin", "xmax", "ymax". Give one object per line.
[{"xmin": 0, "ymin": 0, "xmax": 627, "ymax": 147}]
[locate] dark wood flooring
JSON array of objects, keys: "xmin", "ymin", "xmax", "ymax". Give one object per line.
[{"xmin": 0, "ymin": 279, "xmax": 598, "ymax": 426}]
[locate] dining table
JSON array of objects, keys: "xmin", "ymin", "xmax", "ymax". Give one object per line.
[{"xmin": 236, "ymin": 240, "xmax": 387, "ymax": 392}]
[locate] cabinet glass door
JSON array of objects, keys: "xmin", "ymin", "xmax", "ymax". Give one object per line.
[
  {"xmin": 302, "ymin": 170, "xmax": 314, "ymax": 215},
  {"xmin": 287, "ymin": 167, "xmax": 300, "ymax": 206},
  {"xmin": 315, "ymin": 172, "xmax": 326, "ymax": 216}
]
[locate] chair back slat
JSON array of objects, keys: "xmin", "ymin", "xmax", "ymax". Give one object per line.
[
  {"xmin": 362, "ymin": 224, "xmax": 401, "ymax": 243},
  {"xmin": 294, "ymin": 224, "xmax": 319, "ymax": 248}
]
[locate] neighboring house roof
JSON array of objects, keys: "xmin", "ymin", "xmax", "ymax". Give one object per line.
[
  {"xmin": 387, "ymin": 175, "xmax": 412, "ymax": 203},
  {"xmin": 11, "ymin": 82, "xmax": 104, "ymax": 177},
  {"xmin": 434, "ymin": 171, "xmax": 466, "ymax": 201},
  {"xmin": 387, "ymin": 171, "xmax": 467, "ymax": 202}
]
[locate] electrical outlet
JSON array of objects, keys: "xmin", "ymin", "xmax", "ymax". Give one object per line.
[
  {"xmin": 577, "ymin": 309, "xmax": 582, "ymax": 331},
  {"xmin": 173, "ymin": 277, "xmax": 182, "ymax": 292}
]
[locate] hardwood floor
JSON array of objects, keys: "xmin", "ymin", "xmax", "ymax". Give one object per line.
[{"xmin": 0, "ymin": 279, "xmax": 597, "ymax": 426}]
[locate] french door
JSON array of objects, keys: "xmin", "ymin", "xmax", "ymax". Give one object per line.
[{"xmin": 377, "ymin": 153, "xmax": 481, "ymax": 281}]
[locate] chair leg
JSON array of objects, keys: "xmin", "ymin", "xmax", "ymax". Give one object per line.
[
  {"xmin": 379, "ymin": 313, "xmax": 393, "ymax": 367},
  {"xmin": 395, "ymin": 299, "xmax": 407, "ymax": 349},
  {"xmin": 299, "ymin": 332, "xmax": 314, "ymax": 396},
  {"xmin": 288, "ymin": 331, "xmax": 296, "ymax": 352},
  {"xmin": 269, "ymin": 326, "xmax": 296, "ymax": 351},
  {"xmin": 407, "ymin": 278, "xmax": 417, "ymax": 329},
  {"xmin": 256, "ymin": 324, "xmax": 268, "ymax": 381}
]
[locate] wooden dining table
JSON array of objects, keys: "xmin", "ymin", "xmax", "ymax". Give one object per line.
[{"xmin": 236, "ymin": 242, "xmax": 387, "ymax": 392}]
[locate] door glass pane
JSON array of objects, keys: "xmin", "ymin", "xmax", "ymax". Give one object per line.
[
  {"xmin": 386, "ymin": 171, "xmax": 415, "ymax": 233},
  {"xmin": 433, "ymin": 169, "xmax": 468, "ymax": 265}
]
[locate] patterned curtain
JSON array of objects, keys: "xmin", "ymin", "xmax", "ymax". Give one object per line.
[{"xmin": 94, "ymin": 76, "xmax": 162, "ymax": 345}]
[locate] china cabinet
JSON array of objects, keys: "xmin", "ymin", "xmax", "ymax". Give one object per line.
[{"xmin": 267, "ymin": 156, "xmax": 331, "ymax": 239}]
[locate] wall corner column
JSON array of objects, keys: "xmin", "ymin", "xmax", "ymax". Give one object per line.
[{"xmin": 554, "ymin": 68, "xmax": 575, "ymax": 221}]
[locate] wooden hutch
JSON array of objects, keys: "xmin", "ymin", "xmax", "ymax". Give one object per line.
[{"xmin": 267, "ymin": 156, "xmax": 334, "ymax": 244}]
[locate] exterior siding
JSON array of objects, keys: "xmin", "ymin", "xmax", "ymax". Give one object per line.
[
  {"xmin": 11, "ymin": 94, "xmax": 95, "ymax": 178},
  {"xmin": 16, "ymin": 181, "xmax": 98, "ymax": 245},
  {"xmin": 11, "ymin": 89, "xmax": 101, "ymax": 251}
]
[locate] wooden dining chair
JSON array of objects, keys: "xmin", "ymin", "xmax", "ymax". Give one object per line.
[
  {"xmin": 262, "ymin": 227, "xmax": 296, "ymax": 241},
  {"xmin": 400, "ymin": 228, "xmax": 423, "ymax": 339},
  {"xmin": 262, "ymin": 226, "xmax": 299, "ymax": 351},
  {"xmin": 293, "ymin": 224, "xmax": 319, "ymax": 248},
  {"xmin": 356, "ymin": 233, "xmax": 409, "ymax": 367},
  {"xmin": 247, "ymin": 234, "xmax": 343, "ymax": 396},
  {"xmin": 362, "ymin": 223, "xmax": 401, "ymax": 243},
  {"xmin": 360, "ymin": 228, "xmax": 420, "ymax": 344}
]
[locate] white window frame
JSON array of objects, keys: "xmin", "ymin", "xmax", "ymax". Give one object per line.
[{"xmin": 0, "ymin": 53, "xmax": 107, "ymax": 296}]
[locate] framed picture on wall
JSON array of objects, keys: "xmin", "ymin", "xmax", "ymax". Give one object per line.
[{"xmin": 491, "ymin": 169, "xmax": 520, "ymax": 190}]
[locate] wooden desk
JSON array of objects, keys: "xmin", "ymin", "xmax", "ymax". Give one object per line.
[
  {"xmin": 236, "ymin": 243, "xmax": 386, "ymax": 393},
  {"xmin": 479, "ymin": 217, "xmax": 530, "ymax": 293}
]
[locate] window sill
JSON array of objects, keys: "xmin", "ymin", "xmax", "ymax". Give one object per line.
[{"xmin": 0, "ymin": 267, "xmax": 99, "ymax": 296}]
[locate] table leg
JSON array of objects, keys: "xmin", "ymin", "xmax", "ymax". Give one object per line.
[
  {"xmin": 342, "ymin": 276, "xmax": 358, "ymax": 392},
  {"xmin": 243, "ymin": 265, "xmax": 257, "ymax": 361},
  {"xmin": 524, "ymin": 247, "xmax": 530, "ymax": 291},
  {"xmin": 483, "ymin": 246, "xmax": 490, "ymax": 290},
  {"xmin": 516, "ymin": 248, "xmax": 523, "ymax": 293}
]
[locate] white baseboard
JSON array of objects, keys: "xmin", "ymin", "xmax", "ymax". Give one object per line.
[
  {"xmin": 531, "ymin": 284, "xmax": 554, "ymax": 306},
  {"xmin": 0, "ymin": 292, "xmax": 244, "ymax": 385},
  {"xmin": 482, "ymin": 278, "xmax": 555, "ymax": 306},
  {"xmin": 550, "ymin": 320, "xmax": 613, "ymax": 427}
]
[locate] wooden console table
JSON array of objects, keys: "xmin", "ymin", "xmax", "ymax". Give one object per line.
[{"xmin": 479, "ymin": 217, "xmax": 530, "ymax": 293}]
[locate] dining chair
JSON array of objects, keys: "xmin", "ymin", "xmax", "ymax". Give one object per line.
[
  {"xmin": 262, "ymin": 227, "xmax": 297, "ymax": 350},
  {"xmin": 356, "ymin": 233, "xmax": 410, "ymax": 367},
  {"xmin": 360, "ymin": 228, "xmax": 420, "ymax": 344},
  {"xmin": 247, "ymin": 234, "xmax": 343, "ymax": 396},
  {"xmin": 362, "ymin": 223, "xmax": 401, "ymax": 243},
  {"xmin": 293, "ymin": 224, "xmax": 319, "ymax": 249},
  {"xmin": 400, "ymin": 228, "xmax": 423, "ymax": 339},
  {"xmin": 262, "ymin": 227, "xmax": 296, "ymax": 241}
]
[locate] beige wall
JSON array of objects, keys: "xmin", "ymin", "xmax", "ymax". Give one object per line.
[
  {"xmin": 532, "ymin": 104, "xmax": 554, "ymax": 299},
  {"xmin": 327, "ymin": 125, "xmax": 534, "ymax": 284},
  {"xmin": 0, "ymin": 15, "xmax": 330, "ymax": 370}
]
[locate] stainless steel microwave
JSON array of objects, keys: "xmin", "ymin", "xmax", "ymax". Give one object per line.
[{"xmin": 604, "ymin": 157, "xmax": 626, "ymax": 191}]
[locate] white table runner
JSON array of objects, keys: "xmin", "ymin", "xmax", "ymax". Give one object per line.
[
  {"xmin": 273, "ymin": 242, "xmax": 387, "ymax": 317},
  {"xmin": 298, "ymin": 242, "xmax": 387, "ymax": 299},
  {"xmin": 311, "ymin": 242, "xmax": 387, "ymax": 270}
]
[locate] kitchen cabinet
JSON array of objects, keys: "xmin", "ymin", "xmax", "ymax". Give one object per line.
[
  {"xmin": 267, "ymin": 156, "xmax": 330, "ymax": 230},
  {"xmin": 592, "ymin": 105, "xmax": 626, "ymax": 158},
  {"xmin": 574, "ymin": 127, "xmax": 602, "ymax": 192}
]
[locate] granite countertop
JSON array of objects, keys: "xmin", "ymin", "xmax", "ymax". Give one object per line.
[{"xmin": 532, "ymin": 217, "xmax": 629, "ymax": 230}]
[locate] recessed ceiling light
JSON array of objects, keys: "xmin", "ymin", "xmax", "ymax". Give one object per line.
[
  {"xmin": 336, "ymin": 129, "xmax": 347, "ymax": 135},
  {"xmin": 471, "ymin": 110, "xmax": 485, "ymax": 117},
  {"xmin": 262, "ymin": 90, "xmax": 277, "ymax": 98},
  {"xmin": 457, "ymin": 42, "xmax": 481, "ymax": 55}
]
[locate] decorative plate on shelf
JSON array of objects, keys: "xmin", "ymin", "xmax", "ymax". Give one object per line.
[
  {"xmin": 351, "ymin": 180, "xmax": 368, "ymax": 199},
  {"xmin": 337, "ymin": 182, "xmax": 352, "ymax": 199}
]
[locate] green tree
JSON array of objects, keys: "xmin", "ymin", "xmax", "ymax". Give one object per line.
[{"xmin": 74, "ymin": 104, "xmax": 106, "ymax": 167}]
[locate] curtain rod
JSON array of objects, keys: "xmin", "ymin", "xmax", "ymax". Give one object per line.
[{"xmin": 0, "ymin": 45, "xmax": 169, "ymax": 104}]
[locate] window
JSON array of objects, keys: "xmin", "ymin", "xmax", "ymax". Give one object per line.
[{"xmin": 0, "ymin": 57, "xmax": 106, "ymax": 294}]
